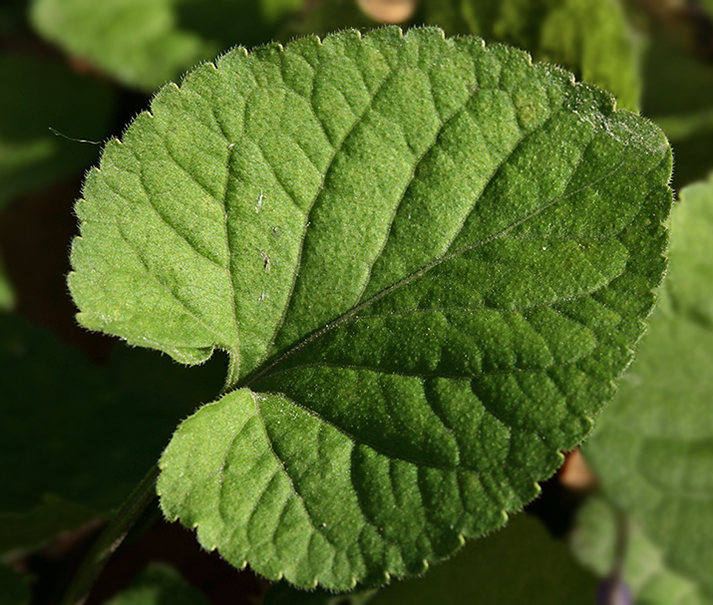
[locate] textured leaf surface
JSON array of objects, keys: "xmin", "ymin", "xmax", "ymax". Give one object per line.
[
  {"xmin": 68, "ymin": 28, "xmax": 672, "ymax": 588},
  {"xmin": 0, "ymin": 313, "xmax": 223, "ymax": 545},
  {"xmin": 266, "ymin": 514, "xmax": 598, "ymax": 604},
  {"xmin": 30, "ymin": 0, "xmax": 304, "ymax": 91},
  {"xmin": 571, "ymin": 496, "xmax": 709, "ymax": 605},
  {"xmin": 582, "ymin": 175, "xmax": 713, "ymax": 602},
  {"xmin": 0, "ymin": 55, "xmax": 113, "ymax": 208},
  {"xmin": 294, "ymin": 0, "xmax": 640, "ymax": 111},
  {"xmin": 105, "ymin": 563, "xmax": 211, "ymax": 605}
]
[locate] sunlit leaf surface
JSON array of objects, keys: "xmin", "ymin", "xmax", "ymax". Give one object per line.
[{"xmin": 68, "ymin": 27, "xmax": 671, "ymax": 588}]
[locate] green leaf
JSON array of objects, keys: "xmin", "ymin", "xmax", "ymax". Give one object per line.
[
  {"xmin": 0, "ymin": 565, "xmax": 30, "ymax": 605},
  {"xmin": 0, "ymin": 312, "xmax": 224, "ymax": 548},
  {"xmin": 0, "ymin": 55, "xmax": 113, "ymax": 208},
  {"xmin": 104, "ymin": 563, "xmax": 211, "ymax": 605},
  {"xmin": 571, "ymin": 496, "xmax": 708, "ymax": 605},
  {"xmin": 267, "ymin": 514, "xmax": 598, "ymax": 605},
  {"xmin": 582, "ymin": 174, "xmax": 713, "ymax": 602},
  {"xmin": 417, "ymin": 0, "xmax": 640, "ymax": 111},
  {"xmin": 68, "ymin": 27, "xmax": 672, "ymax": 589},
  {"xmin": 29, "ymin": 0, "xmax": 305, "ymax": 91}
]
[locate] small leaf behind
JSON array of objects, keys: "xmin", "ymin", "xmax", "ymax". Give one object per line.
[{"xmin": 582, "ymin": 174, "xmax": 713, "ymax": 602}]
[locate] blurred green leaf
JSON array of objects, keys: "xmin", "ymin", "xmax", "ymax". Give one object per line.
[
  {"xmin": 643, "ymin": 34, "xmax": 713, "ymax": 190},
  {"xmin": 0, "ymin": 55, "xmax": 113, "ymax": 208},
  {"xmin": 0, "ymin": 495, "xmax": 95, "ymax": 554},
  {"xmin": 582, "ymin": 174, "xmax": 713, "ymax": 602},
  {"xmin": 105, "ymin": 563, "xmax": 211, "ymax": 605},
  {"xmin": 0, "ymin": 312, "xmax": 224, "ymax": 550},
  {"xmin": 296, "ymin": 0, "xmax": 641, "ymax": 110},
  {"xmin": 571, "ymin": 496, "xmax": 708, "ymax": 605},
  {"xmin": 30, "ymin": 0, "xmax": 305, "ymax": 91},
  {"xmin": 266, "ymin": 514, "xmax": 598, "ymax": 605},
  {"xmin": 0, "ymin": 565, "xmax": 30, "ymax": 605},
  {"xmin": 416, "ymin": 0, "xmax": 640, "ymax": 110}
]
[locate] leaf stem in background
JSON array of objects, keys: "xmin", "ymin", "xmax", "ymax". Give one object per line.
[
  {"xmin": 60, "ymin": 464, "xmax": 160, "ymax": 605},
  {"xmin": 597, "ymin": 501, "xmax": 631, "ymax": 605}
]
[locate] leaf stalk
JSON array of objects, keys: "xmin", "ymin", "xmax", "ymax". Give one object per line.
[{"xmin": 60, "ymin": 464, "xmax": 160, "ymax": 605}]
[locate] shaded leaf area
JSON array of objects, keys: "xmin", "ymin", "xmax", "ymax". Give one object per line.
[
  {"xmin": 0, "ymin": 496, "xmax": 95, "ymax": 555},
  {"xmin": 29, "ymin": 0, "xmax": 305, "ymax": 91},
  {"xmin": 104, "ymin": 563, "xmax": 211, "ymax": 605},
  {"xmin": 266, "ymin": 514, "xmax": 598, "ymax": 604},
  {"xmin": 571, "ymin": 496, "xmax": 709, "ymax": 605},
  {"xmin": 69, "ymin": 27, "xmax": 672, "ymax": 589},
  {"xmin": 582, "ymin": 174, "xmax": 713, "ymax": 601},
  {"xmin": 0, "ymin": 564, "xmax": 30, "ymax": 605},
  {"xmin": 0, "ymin": 54, "xmax": 114, "ymax": 208},
  {"xmin": 295, "ymin": 0, "xmax": 640, "ymax": 110},
  {"xmin": 0, "ymin": 312, "xmax": 225, "ymax": 550}
]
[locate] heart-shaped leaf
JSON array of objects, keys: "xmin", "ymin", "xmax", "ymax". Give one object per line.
[{"xmin": 68, "ymin": 27, "xmax": 672, "ymax": 589}]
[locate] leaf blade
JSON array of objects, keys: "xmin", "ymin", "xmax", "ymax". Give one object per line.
[{"xmin": 70, "ymin": 27, "xmax": 672, "ymax": 589}]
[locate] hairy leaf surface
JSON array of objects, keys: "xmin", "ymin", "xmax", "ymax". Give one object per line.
[
  {"xmin": 583, "ymin": 175, "xmax": 713, "ymax": 601},
  {"xmin": 68, "ymin": 28, "xmax": 672, "ymax": 589},
  {"xmin": 294, "ymin": 0, "xmax": 640, "ymax": 111}
]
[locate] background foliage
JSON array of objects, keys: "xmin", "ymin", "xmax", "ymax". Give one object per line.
[{"xmin": 1, "ymin": 0, "xmax": 712, "ymax": 603}]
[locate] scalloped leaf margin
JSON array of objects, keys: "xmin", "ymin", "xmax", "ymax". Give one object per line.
[{"xmin": 68, "ymin": 27, "xmax": 673, "ymax": 589}]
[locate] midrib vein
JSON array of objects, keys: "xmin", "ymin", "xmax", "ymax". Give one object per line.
[{"xmin": 242, "ymin": 153, "xmax": 626, "ymax": 389}]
